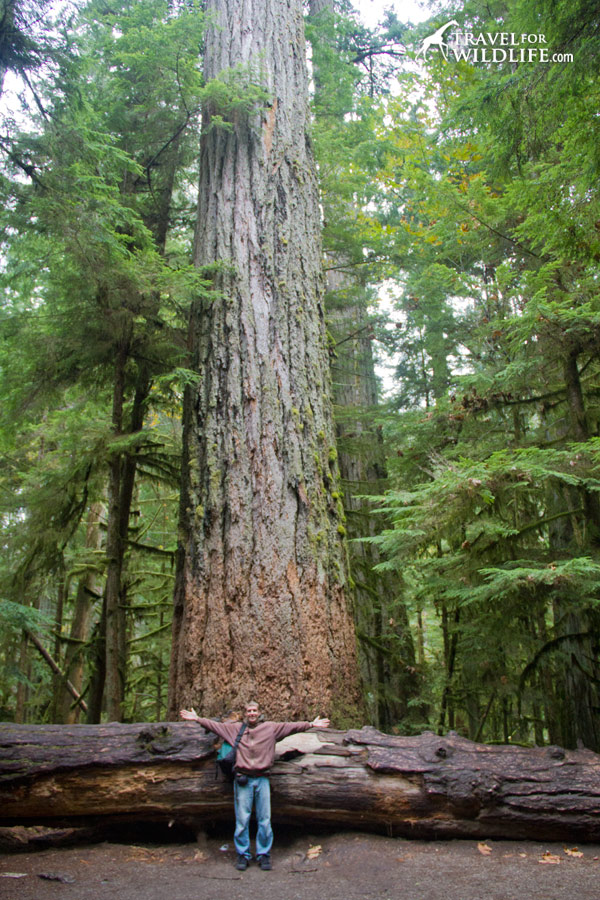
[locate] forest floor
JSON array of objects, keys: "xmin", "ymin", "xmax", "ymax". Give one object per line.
[{"xmin": 1, "ymin": 827, "xmax": 600, "ymax": 900}]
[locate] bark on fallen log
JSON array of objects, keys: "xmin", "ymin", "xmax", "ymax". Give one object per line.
[{"xmin": 1, "ymin": 722, "xmax": 599, "ymax": 842}]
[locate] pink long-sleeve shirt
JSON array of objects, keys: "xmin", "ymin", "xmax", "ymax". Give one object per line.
[{"xmin": 197, "ymin": 718, "xmax": 311, "ymax": 775}]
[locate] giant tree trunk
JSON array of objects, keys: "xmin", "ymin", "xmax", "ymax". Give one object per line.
[
  {"xmin": 168, "ymin": 0, "xmax": 361, "ymax": 721},
  {"xmin": 1, "ymin": 723, "xmax": 599, "ymax": 842}
]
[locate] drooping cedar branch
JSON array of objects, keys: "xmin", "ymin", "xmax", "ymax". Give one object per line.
[{"xmin": 1, "ymin": 723, "xmax": 599, "ymax": 842}]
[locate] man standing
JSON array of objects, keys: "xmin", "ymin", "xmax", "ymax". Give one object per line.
[{"xmin": 180, "ymin": 701, "xmax": 329, "ymax": 870}]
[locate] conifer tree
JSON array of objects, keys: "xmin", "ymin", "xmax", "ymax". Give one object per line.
[
  {"xmin": 0, "ymin": 0, "xmax": 205, "ymax": 722},
  {"xmin": 368, "ymin": 0, "xmax": 600, "ymax": 747},
  {"xmin": 307, "ymin": 0, "xmax": 421, "ymax": 730},
  {"xmin": 168, "ymin": 0, "xmax": 362, "ymax": 721}
]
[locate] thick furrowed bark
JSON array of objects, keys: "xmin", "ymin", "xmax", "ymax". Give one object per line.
[
  {"xmin": 1, "ymin": 723, "xmax": 599, "ymax": 842},
  {"xmin": 169, "ymin": 0, "xmax": 361, "ymax": 721}
]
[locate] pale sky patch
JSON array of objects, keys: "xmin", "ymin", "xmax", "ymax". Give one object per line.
[{"xmin": 352, "ymin": 0, "xmax": 433, "ymax": 28}]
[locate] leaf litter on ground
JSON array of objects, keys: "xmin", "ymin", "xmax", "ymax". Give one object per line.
[{"xmin": 539, "ymin": 851, "xmax": 561, "ymax": 864}]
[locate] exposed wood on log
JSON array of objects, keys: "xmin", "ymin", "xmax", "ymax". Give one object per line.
[{"xmin": 1, "ymin": 723, "xmax": 599, "ymax": 842}]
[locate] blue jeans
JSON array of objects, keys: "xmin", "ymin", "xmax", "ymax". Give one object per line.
[{"xmin": 233, "ymin": 776, "xmax": 273, "ymax": 859}]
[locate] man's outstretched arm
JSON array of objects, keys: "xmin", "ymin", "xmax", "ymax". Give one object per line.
[
  {"xmin": 271, "ymin": 715, "xmax": 331, "ymax": 740},
  {"xmin": 180, "ymin": 708, "xmax": 238, "ymax": 741}
]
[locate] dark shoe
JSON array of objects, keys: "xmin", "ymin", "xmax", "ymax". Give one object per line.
[
  {"xmin": 257, "ymin": 854, "xmax": 272, "ymax": 870},
  {"xmin": 236, "ymin": 855, "xmax": 249, "ymax": 870}
]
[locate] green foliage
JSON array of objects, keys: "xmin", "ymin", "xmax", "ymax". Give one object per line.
[
  {"xmin": 0, "ymin": 600, "xmax": 51, "ymax": 633},
  {"xmin": 361, "ymin": 0, "xmax": 600, "ymax": 746},
  {"xmin": 0, "ymin": 0, "xmax": 211, "ymax": 723},
  {"xmin": 3, "ymin": 0, "xmax": 599, "ymax": 743},
  {"xmin": 201, "ymin": 63, "xmax": 271, "ymax": 131}
]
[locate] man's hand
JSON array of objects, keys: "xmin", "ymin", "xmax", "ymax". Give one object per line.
[
  {"xmin": 180, "ymin": 708, "xmax": 200, "ymax": 722},
  {"xmin": 310, "ymin": 715, "xmax": 330, "ymax": 728}
]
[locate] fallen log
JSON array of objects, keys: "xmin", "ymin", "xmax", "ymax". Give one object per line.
[{"xmin": 1, "ymin": 722, "xmax": 599, "ymax": 841}]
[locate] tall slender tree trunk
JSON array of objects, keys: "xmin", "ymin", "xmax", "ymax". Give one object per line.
[
  {"xmin": 329, "ymin": 290, "xmax": 418, "ymax": 730},
  {"xmin": 104, "ymin": 342, "xmax": 129, "ymax": 722},
  {"xmin": 545, "ymin": 349, "xmax": 600, "ymax": 750},
  {"xmin": 307, "ymin": 0, "xmax": 418, "ymax": 730},
  {"xmin": 85, "ymin": 602, "xmax": 106, "ymax": 725},
  {"xmin": 48, "ymin": 558, "xmax": 66, "ymax": 722},
  {"xmin": 438, "ymin": 602, "xmax": 459, "ymax": 734},
  {"xmin": 14, "ymin": 633, "xmax": 30, "ymax": 723},
  {"xmin": 104, "ymin": 342, "xmax": 150, "ymax": 721},
  {"xmin": 101, "ymin": 126, "xmax": 180, "ymax": 721},
  {"xmin": 168, "ymin": 0, "xmax": 361, "ymax": 722},
  {"xmin": 57, "ymin": 504, "xmax": 103, "ymax": 723}
]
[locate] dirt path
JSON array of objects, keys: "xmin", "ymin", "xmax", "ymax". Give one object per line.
[{"xmin": 2, "ymin": 831, "xmax": 599, "ymax": 900}]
